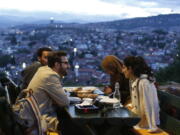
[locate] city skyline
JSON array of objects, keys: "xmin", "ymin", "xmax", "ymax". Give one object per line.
[{"xmin": 0, "ymin": 0, "xmax": 180, "ymax": 19}]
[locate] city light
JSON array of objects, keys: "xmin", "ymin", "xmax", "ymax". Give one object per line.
[
  {"xmin": 75, "ymin": 63, "xmax": 79, "ymax": 69},
  {"xmin": 74, "ymin": 62, "xmax": 79, "ymax": 82},
  {"xmin": 22, "ymin": 62, "xmax": 26, "ymax": 69},
  {"xmin": 73, "ymin": 48, "xmax": 77, "ymax": 57}
]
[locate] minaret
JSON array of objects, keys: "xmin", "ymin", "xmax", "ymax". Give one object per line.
[
  {"xmin": 73, "ymin": 48, "xmax": 79, "ymax": 82},
  {"xmin": 50, "ymin": 17, "xmax": 54, "ymax": 24}
]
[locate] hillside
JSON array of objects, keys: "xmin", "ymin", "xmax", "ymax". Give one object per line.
[
  {"xmin": 86, "ymin": 14, "xmax": 180, "ymax": 31},
  {"xmin": 1, "ymin": 13, "xmax": 180, "ymax": 31}
]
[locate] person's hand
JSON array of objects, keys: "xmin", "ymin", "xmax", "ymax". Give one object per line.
[
  {"xmin": 103, "ymin": 86, "xmax": 112, "ymax": 94},
  {"xmin": 125, "ymin": 103, "xmax": 133, "ymax": 110}
]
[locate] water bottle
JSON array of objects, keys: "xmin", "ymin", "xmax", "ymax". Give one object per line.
[{"xmin": 113, "ymin": 82, "xmax": 121, "ymax": 108}]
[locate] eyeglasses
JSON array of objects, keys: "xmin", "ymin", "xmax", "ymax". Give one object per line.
[{"xmin": 59, "ymin": 61, "xmax": 69, "ymax": 65}]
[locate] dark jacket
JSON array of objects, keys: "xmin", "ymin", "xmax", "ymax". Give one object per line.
[{"xmin": 21, "ymin": 61, "xmax": 42, "ymax": 89}]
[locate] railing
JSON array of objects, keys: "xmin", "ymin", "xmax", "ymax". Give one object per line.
[
  {"xmin": 158, "ymin": 90, "xmax": 180, "ymax": 135},
  {"xmin": 0, "ymin": 76, "xmax": 20, "ymax": 104}
]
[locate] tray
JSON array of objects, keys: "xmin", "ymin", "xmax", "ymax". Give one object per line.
[{"xmin": 75, "ymin": 104, "xmax": 99, "ymax": 113}]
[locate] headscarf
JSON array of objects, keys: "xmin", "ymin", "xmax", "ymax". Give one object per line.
[{"xmin": 101, "ymin": 55, "xmax": 123, "ymax": 74}]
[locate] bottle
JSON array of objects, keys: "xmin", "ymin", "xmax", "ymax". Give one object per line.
[{"xmin": 113, "ymin": 82, "xmax": 121, "ymax": 108}]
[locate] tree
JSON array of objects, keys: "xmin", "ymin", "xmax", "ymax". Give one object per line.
[
  {"xmin": 155, "ymin": 40, "xmax": 180, "ymax": 83},
  {"xmin": 0, "ymin": 54, "xmax": 14, "ymax": 67},
  {"xmin": 152, "ymin": 29, "xmax": 168, "ymax": 35},
  {"xmin": 28, "ymin": 41, "xmax": 36, "ymax": 47}
]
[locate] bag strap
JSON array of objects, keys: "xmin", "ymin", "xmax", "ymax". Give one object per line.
[{"xmin": 26, "ymin": 89, "xmax": 44, "ymax": 135}]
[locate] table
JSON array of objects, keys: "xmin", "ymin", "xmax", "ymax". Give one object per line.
[
  {"xmin": 64, "ymin": 105, "xmax": 140, "ymax": 135},
  {"xmin": 62, "ymin": 86, "xmax": 140, "ymax": 135}
]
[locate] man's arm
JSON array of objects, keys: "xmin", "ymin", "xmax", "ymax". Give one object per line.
[{"xmin": 44, "ymin": 74, "xmax": 70, "ymax": 107}]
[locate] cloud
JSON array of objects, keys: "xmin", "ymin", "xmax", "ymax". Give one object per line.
[
  {"xmin": 0, "ymin": 0, "xmax": 180, "ymax": 18},
  {"xmin": 101, "ymin": 0, "xmax": 180, "ymax": 8}
]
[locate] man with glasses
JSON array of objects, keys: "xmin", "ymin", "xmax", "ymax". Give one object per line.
[{"xmin": 23, "ymin": 51, "xmax": 70, "ymax": 135}]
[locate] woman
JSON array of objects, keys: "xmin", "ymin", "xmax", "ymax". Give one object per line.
[
  {"xmin": 122, "ymin": 56, "xmax": 160, "ymax": 132},
  {"xmin": 101, "ymin": 55, "xmax": 130, "ymax": 105}
]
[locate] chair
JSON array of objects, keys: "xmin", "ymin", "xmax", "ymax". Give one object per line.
[
  {"xmin": 132, "ymin": 128, "xmax": 169, "ymax": 135},
  {"xmin": 0, "ymin": 96, "xmax": 23, "ymax": 135},
  {"xmin": 0, "ymin": 76, "xmax": 21, "ymax": 104}
]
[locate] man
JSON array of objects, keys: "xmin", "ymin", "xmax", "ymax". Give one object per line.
[
  {"xmin": 21, "ymin": 47, "xmax": 52, "ymax": 89},
  {"xmin": 26, "ymin": 51, "xmax": 70, "ymax": 134}
]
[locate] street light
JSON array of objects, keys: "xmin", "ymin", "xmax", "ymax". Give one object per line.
[{"xmin": 73, "ymin": 48, "xmax": 77, "ymax": 57}]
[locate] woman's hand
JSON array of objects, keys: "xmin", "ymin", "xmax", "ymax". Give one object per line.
[
  {"xmin": 103, "ymin": 86, "xmax": 112, "ymax": 94},
  {"xmin": 125, "ymin": 103, "xmax": 133, "ymax": 110}
]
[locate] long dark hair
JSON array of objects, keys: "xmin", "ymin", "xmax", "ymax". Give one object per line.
[{"xmin": 123, "ymin": 56, "xmax": 154, "ymax": 81}]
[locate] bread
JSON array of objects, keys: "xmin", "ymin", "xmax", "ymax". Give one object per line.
[
  {"xmin": 73, "ymin": 87, "xmax": 83, "ymax": 92},
  {"xmin": 77, "ymin": 93, "xmax": 98, "ymax": 99},
  {"xmin": 77, "ymin": 89, "xmax": 94, "ymax": 94}
]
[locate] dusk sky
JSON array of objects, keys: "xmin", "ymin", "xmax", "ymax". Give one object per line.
[{"xmin": 0, "ymin": 0, "xmax": 180, "ymax": 18}]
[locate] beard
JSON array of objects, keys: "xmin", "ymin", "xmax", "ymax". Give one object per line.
[{"xmin": 60, "ymin": 69, "xmax": 68, "ymax": 77}]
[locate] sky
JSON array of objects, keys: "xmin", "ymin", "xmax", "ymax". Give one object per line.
[{"xmin": 0, "ymin": 0, "xmax": 180, "ymax": 18}]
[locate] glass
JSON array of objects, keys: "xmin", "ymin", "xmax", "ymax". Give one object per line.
[{"xmin": 113, "ymin": 82, "xmax": 122, "ymax": 108}]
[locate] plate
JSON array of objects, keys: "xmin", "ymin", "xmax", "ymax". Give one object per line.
[
  {"xmin": 63, "ymin": 86, "xmax": 98, "ymax": 92},
  {"xmin": 100, "ymin": 98, "xmax": 119, "ymax": 104},
  {"xmin": 93, "ymin": 89, "xmax": 104, "ymax": 95},
  {"xmin": 69, "ymin": 97, "xmax": 81, "ymax": 104}
]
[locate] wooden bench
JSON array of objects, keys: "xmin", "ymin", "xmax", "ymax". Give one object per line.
[{"xmin": 132, "ymin": 128, "xmax": 169, "ymax": 135}]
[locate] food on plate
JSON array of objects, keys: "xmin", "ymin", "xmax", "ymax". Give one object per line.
[
  {"xmin": 77, "ymin": 93, "xmax": 98, "ymax": 99},
  {"xmin": 73, "ymin": 87, "xmax": 83, "ymax": 92},
  {"xmin": 73, "ymin": 87, "xmax": 94, "ymax": 94},
  {"xmin": 77, "ymin": 89, "xmax": 94, "ymax": 94}
]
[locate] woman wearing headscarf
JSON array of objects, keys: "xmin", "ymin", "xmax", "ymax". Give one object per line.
[{"xmin": 101, "ymin": 55, "xmax": 130, "ymax": 105}]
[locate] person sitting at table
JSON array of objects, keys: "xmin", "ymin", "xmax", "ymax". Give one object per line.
[
  {"xmin": 21, "ymin": 47, "xmax": 52, "ymax": 89},
  {"xmin": 101, "ymin": 55, "xmax": 130, "ymax": 105},
  {"xmin": 122, "ymin": 56, "xmax": 160, "ymax": 132},
  {"xmin": 15, "ymin": 51, "xmax": 70, "ymax": 135}
]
